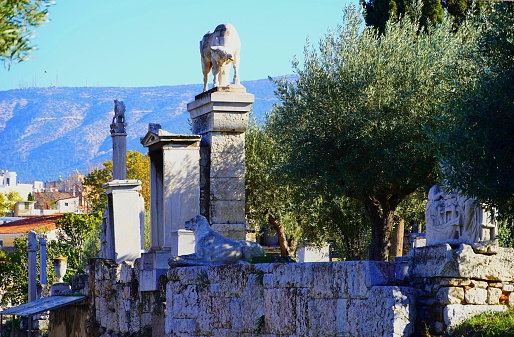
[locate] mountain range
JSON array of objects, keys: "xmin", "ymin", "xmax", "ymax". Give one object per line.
[{"xmin": 0, "ymin": 78, "xmax": 280, "ymax": 182}]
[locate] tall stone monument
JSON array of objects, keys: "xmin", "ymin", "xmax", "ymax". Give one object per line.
[
  {"xmin": 188, "ymin": 23, "xmax": 253, "ymax": 240},
  {"xmin": 99, "ymin": 100, "xmax": 145, "ymax": 263},
  {"xmin": 187, "ymin": 86, "xmax": 254, "ymax": 240},
  {"xmin": 139, "ymin": 124, "xmax": 201, "ymax": 291}
]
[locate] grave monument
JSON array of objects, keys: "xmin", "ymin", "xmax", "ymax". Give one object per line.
[
  {"xmin": 425, "ymin": 184, "xmax": 497, "ymax": 247},
  {"xmin": 99, "ymin": 100, "xmax": 145, "ymax": 263}
]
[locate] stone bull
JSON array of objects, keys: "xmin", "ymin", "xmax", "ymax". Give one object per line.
[{"xmin": 200, "ymin": 23, "xmax": 241, "ymax": 92}]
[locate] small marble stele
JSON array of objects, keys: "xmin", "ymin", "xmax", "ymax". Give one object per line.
[{"xmin": 425, "ymin": 185, "xmax": 498, "ymax": 249}]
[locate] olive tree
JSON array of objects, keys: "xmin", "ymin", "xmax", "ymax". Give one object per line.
[
  {"xmin": 266, "ymin": 5, "xmax": 481, "ymax": 260},
  {"xmin": 433, "ymin": 3, "xmax": 514, "ymax": 216},
  {"xmin": 0, "ymin": 0, "xmax": 53, "ymax": 68}
]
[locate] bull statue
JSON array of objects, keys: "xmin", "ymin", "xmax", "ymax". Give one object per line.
[{"xmin": 200, "ymin": 23, "xmax": 241, "ymax": 92}]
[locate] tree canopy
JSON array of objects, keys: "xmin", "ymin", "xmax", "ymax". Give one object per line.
[
  {"xmin": 266, "ymin": 5, "xmax": 481, "ymax": 260},
  {"xmin": 83, "ymin": 150, "xmax": 150, "ymax": 214},
  {"xmin": 433, "ymin": 2, "xmax": 514, "ymax": 216},
  {"xmin": 0, "ymin": 191, "xmax": 23, "ymax": 216},
  {"xmin": 0, "ymin": 0, "xmax": 53, "ymax": 68}
]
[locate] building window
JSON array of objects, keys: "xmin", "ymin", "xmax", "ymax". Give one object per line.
[{"xmin": 65, "ymin": 202, "xmax": 69, "ymax": 206}]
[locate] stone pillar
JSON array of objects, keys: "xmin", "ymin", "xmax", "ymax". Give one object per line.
[
  {"xmin": 141, "ymin": 125, "xmax": 201, "ymax": 255},
  {"xmin": 103, "ymin": 180, "xmax": 145, "ymax": 263},
  {"xmin": 28, "ymin": 231, "xmax": 37, "ymax": 302},
  {"xmin": 187, "ymin": 86, "xmax": 254, "ymax": 240},
  {"xmin": 111, "ymin": 100, "xmax": 127, "ymax": 180}
]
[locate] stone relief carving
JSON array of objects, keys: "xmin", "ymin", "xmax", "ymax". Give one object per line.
[
  {"xmin": 200, "ymin": 23, "xmax": 241, "ymax": 92},
  {"xmin": 425, "ymin": 184, "xmax": 497, "ymax": 246},
  {"xmin": 169, "ymin": 215, "xmax": 265, "ymax": 266},
  {"xmin": 110, "ymin": 99, "xmax": 126, "ymax": 134}
]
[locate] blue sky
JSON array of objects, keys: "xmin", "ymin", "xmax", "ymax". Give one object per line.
[{"xmin": 0, "ymin": 0, "xmax": 354, "ymax": 90}]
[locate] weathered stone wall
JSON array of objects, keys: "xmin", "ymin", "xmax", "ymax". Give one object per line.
[
  {"xmin": 85, "ymin": 258, "xmax": 165, "ymax": 337},
  {"xmin": 409, "ymin": 244, "xmax": 514, "ymax": 335},
  {"xmin": 52, "ymin": 245, "xmax": 514, "ymax": 337},
  {"xmin": 165, "ymin": 261, "xmax": 416, "ymax": 337}
]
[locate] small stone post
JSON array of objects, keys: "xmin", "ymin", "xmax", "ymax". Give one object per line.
[
  {"xmin": 28, "ymin": 231, "xmax": 37, "ymax": 334},
  {"xmin": 394, "ymin": 219, "xmax": 404, "ymax": 257},
  {"xmin": 28, "ymin": 231, "xmax": 37, "ymax": 302},
  {"xmin": 39, "ymin": 237, "xmax": 47, "ymax": 285},
  {"xmin": 187, "ymin": 86, "xmax": 254, "ymax": 240}
]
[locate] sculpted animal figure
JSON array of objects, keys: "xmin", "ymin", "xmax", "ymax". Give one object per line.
[
  {"xmin": 200, "ymin": 23, "xmax": 241, "ymax": 92},
  {"xmin": 169, "ymin": 215, "xmax": 265, "ymax": 266}
]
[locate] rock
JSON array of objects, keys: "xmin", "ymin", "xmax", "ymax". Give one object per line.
[{"xmin": 444, "ymin": 304, "xmax": 507, "ymax": 331}]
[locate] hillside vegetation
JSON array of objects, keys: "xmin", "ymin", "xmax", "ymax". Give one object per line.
[{"xmin": 0, "ymin": 79, "xmax": 278, "ymax": 181}]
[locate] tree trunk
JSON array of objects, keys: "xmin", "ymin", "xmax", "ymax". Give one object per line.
[
  {"xmin": 268, "ymin": 214, "xmax": 292, "ymax": 257},
  {"xmin": 364, "ymin": 197, "xmax": 396, "ymax": 261}
]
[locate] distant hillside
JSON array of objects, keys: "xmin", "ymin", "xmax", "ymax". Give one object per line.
[{"xmin": 0, "ymin": 79, "xmax": 280, "ymax": 182}]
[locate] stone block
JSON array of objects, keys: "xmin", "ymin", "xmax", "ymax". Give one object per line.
[
  {"xmin": 264, "ymin": 263, "xmax": 313, "ymax": 288},
  {"xmin": 471, "ymin": 280, "xmax": 488, "ymax": 289},
  {"xmin": 335, "ymin": 299, "xmax": 350, "ymax": 336},
  {"xmin": 310, "ymin": 263, "xmax": 339, "ymax": 299},
  {"xmin": 120, "ymin": 261, "xmax": 133, "ymax": 283},
  {"xmin": 172, "ymin": 318, "xmax": 198, "ymax": 336},
  {"xmin": 211, "ymin": 296, "xmax": 233, "ymax": 328},
  {"xmin": 208, "ymin": 264, "xmax": 255, "ymax": 297},
  {"xmin": 210, "ymin": 177, "xmax": 245, "ymax": 201},
  {"xmin": 173, "ymin": 285, "xmax": 199, "ymax": 319},
  {"xmin": 439, "ymin": 278, "xmax": 471, "ymax": 287},
  {"xmin": 306, "ymin": 299, "xmax": 338, "ymax": 336},
  {"xmin": 263, "ymin": 288, "xmax": 297, "ymax": 335},
  {"xmin": 436, "ymin": 287, "xmax": 464, "ymax": 304},
  {"xmin": 410, "ymin": 244, "xmax": 514, "ymax": 281},
  {"xmin": 444, "ymin": 304, "xmax": 507, "ymax": 330},
  {"xmin": 210, "ymin": 200, "xmax": 245, "ymax": 224},
  {"xmin": 504, "ymin": 284, "xmax": 514, "ymax": 292},
  {"xmin": 345, "ymin": 261, "xmax": 396, "ymax": 299},
  {"xmin": 167, "ymin": 265, "xmax": 209, "ymax": 284},
  {"xmin": 509, "ymin": 292, "xmax": 514, "ymax": 306},
  {"xmin": 197, "ymin": 291, "xmax": 213, "ymax": 334},
  {"xmin": 488, "ymin": 287, "xmax": 503, "ymax": 304},
  {"xmin": 465, "ymin": 287, "xmax": 488, "ymax": 304},
  {"xmin": 347, "ymin": 286, "xmax": 416, "ymax": 337},
  {"xmin": 241, "ymin": 274, "xmax": 265, "ymax": 332}
]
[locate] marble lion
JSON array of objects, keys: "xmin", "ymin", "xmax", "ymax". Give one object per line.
[{"xmin": 169, "ymin": 215, "xmax": 265, "ymax": 266}]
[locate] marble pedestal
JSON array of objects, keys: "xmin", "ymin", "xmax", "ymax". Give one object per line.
[{"xmin": 187, "ymin": 86, "xmax": 254, "ymax": 240}]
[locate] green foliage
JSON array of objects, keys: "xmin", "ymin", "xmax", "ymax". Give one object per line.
[
  {"xmin": 266, "ymin": 5, "xmax": 481, "ymax": 260},
  {"xmin": 433, "ymin": 3, "xmax": 514, "ymax": 217},
  {"xmin": 83, "ymin": 150, "xmax": 150, "ymax": 214},
  {"xmin": 245, "ymin": 118, "xmax": 289, "ymax": 231},
  {"xmin": 53, "ymin": 213, "xmax": 102, "ymax": 276},
  {"xmin": 83, "ymin": 160, "xmax": 112, "ymax": 215},
  {"xmin": 246, "ymin": 119, "xmax": 370, "ymax": 259},
  {"xmin": 196, "ymin": 270, "xmax": 209, "ymax": 291},
  {"xmin": 254, "ymin": 315, "xmax": 265, "ymax": 334},
  {"xmin": 27, "ymin": 192, "xmax": 34, "ymax": 201},
  {"xmin": 0, "ymin": 191, "xmax": 23, "ymax": 215},
  {"xmin": 362, "ymin": 0, "xmax": 443, "ymax": 33},
  {"xmin": 497, "ymin": 220, "xmax": 514, "ymax": 248},
  {"xmin": 0, "ymin": 0, "xmax": 53, "ymax": 68},
  {"xmin": 0, "ymin": 233, "xmax": 57, "ymax": 306},
  {"xmin": 452, "ymin": 307, "xmax": 514, "ymax": 337}
]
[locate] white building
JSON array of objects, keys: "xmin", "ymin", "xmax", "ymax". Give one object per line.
[{"xmin": 0, "ymin": 170, "xmax": 33, "ymax": 200}]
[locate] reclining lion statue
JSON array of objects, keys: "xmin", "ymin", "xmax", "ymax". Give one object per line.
[
  {"xmin": 169, "ymin": 215, "xmax": 265, "ymax": 266},
  {"xmin": 200, "ymin": 23, "xmax": 241, "ymax": 92}
]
